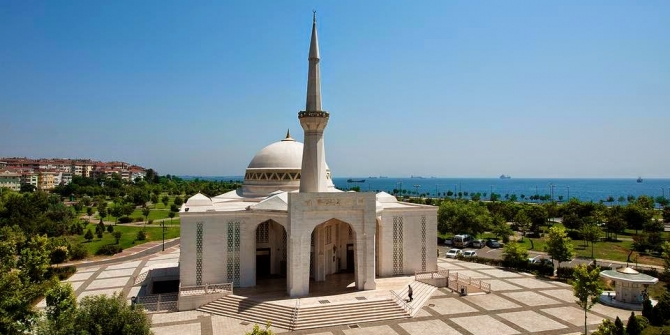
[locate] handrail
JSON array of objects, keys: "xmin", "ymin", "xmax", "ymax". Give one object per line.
[
  {"xmin": 179, "ymin": 282, "xmax": 233, "ymax": 296},
  {"xmin": 290, "ymin": 299, "xmax": 300, "ymax": 331},
  {"xmin": 390, "ymin": 290, "xmax": 413, "ymax": 315}
]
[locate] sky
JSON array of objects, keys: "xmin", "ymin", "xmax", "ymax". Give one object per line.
[{"xmin": 1, "ymin": 1, "xmax": 669, "ymax": 178}]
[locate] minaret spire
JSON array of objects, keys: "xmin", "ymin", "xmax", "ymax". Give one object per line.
[
  {"xmin": 306, "ymin": 11, "xmax": 321, "ymax": 111},
  {"xmin": 299, "ymin": 13, "xmax": 330, "ymax": 193}
]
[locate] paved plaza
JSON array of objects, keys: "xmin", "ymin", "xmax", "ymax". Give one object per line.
[{"xmin": 44, "ymin": 248, "xmax": 638, "ymax": 335}]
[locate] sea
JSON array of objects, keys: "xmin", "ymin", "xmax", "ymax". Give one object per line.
[{"xmin": 189, "ymin": 176, "xmax": 670, "ymax": 204}]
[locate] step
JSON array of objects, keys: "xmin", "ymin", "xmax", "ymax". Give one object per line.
[{"xmin": 295, "ymin": 314, "xmax": 407, "ymax": 330}]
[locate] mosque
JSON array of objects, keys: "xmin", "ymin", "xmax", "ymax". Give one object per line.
[{"xmin": 179, "ymin": 15, "xmax": 437, "ymax": 301}]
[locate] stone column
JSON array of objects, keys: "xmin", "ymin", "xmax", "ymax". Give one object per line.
[{"xmin": 287, "ymin": 234, "xmax": 311, "ymax": 297}]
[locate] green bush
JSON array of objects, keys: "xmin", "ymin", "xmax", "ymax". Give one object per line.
[
  {"xmin": 134, "ymin": 217, "xmax": 143, "ymax": 223},
  {"xmin": 47, "ymin": 265, "xmax": 77, "ymax": 280},
  {"xmin": 69, "ymin": 243, "xmax": 89, "ymax": 260},
  {"xmin": 136, "ymin": 230, "xmax": 146, "ymax": 241},
  {"xmin": 96, "ymin": 244, "xmax": 123, "ymax": 256},
  {"xmin": 118, "ymin": 216, "xmax": 133, "ymax": 224}
]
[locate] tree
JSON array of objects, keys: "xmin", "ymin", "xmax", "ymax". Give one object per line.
[
  {"xmin": 84, "ymin": 229, "xmax": 93, "ymax": 242},
  {"xmin": 592, "ymin": 319, "xmax": 616, "ymax": 335},
  {"xmin": 86, "ymin": 206, "xmax": 94, "ymax": 221},
  {"xmin": 514, "ymin": 210, "xmax": 532, "ymax": 242},
  {"xmin": 41, "ymin": 282, "xmax": 77, "ymax": 335},
  {"xmin": 624, "ymin": 205, "xmax": 652, "ymax": 234},
  {"xmin": 168, "ymin": 210, "xmax": 176, "ymax": 224},
  {"xmin": 113, "ymin": 231, "xmax": 122, "ymax": 244},
  {"xmin": 142, "ymin": 206, "xmax": 150, "ymax": 225},
  {"xmin": 110, "ymin": 204, "xmax": 122, "ymax": 224},
  {"xmin": 173, "ymin": 195, "xmax": 183, "ymax": 206},
  {"xmin": 502, "ymin": 241, "xmax": 528, "ymax": 270},
  {"xmin": 19, "ymin": 234, "xmax": 51, "ymax": 283},
  {"xmin": 50, "ymin": 246, "xmax": 69, "ymax": 265},
  {"xmin": 580, "ymin": 223, "xmax": 603, "ymax": 259},
  {"xmin": 606, "ymin": 206, "xmax": 627, "ymax": 241},
  {"xmin": 161, "ymin": 195, "xmax": 169, "ymax": 207},
  {"xmin": 247, "ymin": 322, "xmax": 275, "ymax": 335},
  {"xmin": 107, "ymin": 224, "xmax": 114, "ymax": 233},
  {"xmin": 437, "ymin": 201, "xmax": 491, "ymax": 237},
  {"xmin": 74, "ymin": 293, "xmax": 152, "ymax": 335},
  {"xmin": 572, "ymin": 264, "xmax": 603, "ymax": 335},
  {"xmin": 614, "ymin": 316, "xmax": 625, "ymax": 335},
  {"xmin": 626, "ymin": 312, "xmax": 642, "ymax": 335},
  {"xmin": 491, "ymin": 214, "xmax": 513, "ymax": 243},
  {"xmin": 661, "ymin": 241, "xmax": 670, "ymax": 279},
  {"xmin": 98, "ymin": 207, "xmax": 107, "ymax": 224},
  {"xmin": 663, "ymin": 206, "xmax": 670, "ymax": 223},
  {"xmin": 545, "ymin": 226, "xmax": 575, "ymax": 268}
]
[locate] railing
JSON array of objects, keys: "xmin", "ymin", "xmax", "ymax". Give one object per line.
[
  {"xmin": 290, "ymin": 299, "xmax": 300, "ymax": 331},
  {"xmin": 415, "ymin": 270, "xmax": 449, "ymax": 287},
  {"xmin": 135, "ymin": 293, "xmax": 178, "ymax": 312},
  {"xmin": 179, "ymin": 282, "xmax": 233, "ymax": 297},
  {"xmin": 390, "ymin": 290, "xmax": 413, "ymax": 315},
  {"xmin": 446, "ymin": 272, "xmax": 491, "ymax": 294}
]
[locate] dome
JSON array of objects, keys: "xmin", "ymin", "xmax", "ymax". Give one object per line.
[
  {"xmin": 247, "ymin": 136, "xmax": 304, "ymax": 170},
  {"xmin": 242, "ymin": 131, "xmax": 335, "ymax": 197}
]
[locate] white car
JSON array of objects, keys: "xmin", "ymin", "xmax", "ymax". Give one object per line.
[
  {"xmin": 462, "ymin": 250, "xmax": 477, "ymax": 258},
  {"xmin": 445, "ymin": 248, "xmax": 462, "ymax": 258}
]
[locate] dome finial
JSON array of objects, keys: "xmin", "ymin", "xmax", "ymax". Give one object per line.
[
  {"xmin": 282, "ymin": 129, "xmax": 294, "ymax": 141},
  {"xmin": 313, "ymin": 10, "xmax": 316, "ymax": 24}
]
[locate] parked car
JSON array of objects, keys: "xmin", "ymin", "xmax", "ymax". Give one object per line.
[
  {"xmin": 444, "ymin": 238, "xmax": 453, "ymax": 246},
  {"xmin": 486, "ymin": 239, "xmax": 502, "ymax": 248},
  {"xmin": 471, "ymin": 239, "xmax": 486, "ymax": 248},
  {"xmin": 462, "ymin": 250, "xmax": 477, "ymax": 258},
  {"xmin": 453, "ymin": 234, "xmax": 473, "ymax": 248},
  {"xmin": 528, "ymin": 256, "xmax": 553, "ymax": 266},
  {"xmin": 445, "ymin": 248, "xmax": 462, "ymax": 258}
]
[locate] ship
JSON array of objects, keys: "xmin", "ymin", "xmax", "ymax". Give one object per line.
[
  {"xmin": 637, "ymin": 177, "xmax": 643, "ymax": 183},
  {"xmin": 347, "ymin": 179, "xmax": 365, "ymax": 183},
  {"xmin": 500, "ymin": 174, "xmax": 512, "ymax": 179}
]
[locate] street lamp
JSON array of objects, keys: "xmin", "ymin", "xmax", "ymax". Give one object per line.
[
  {"xmin": 161, "ymin": 221, "xmax": 168, "ymax": 251},
  {"xmin": 396, "ymin": 181, "xmax": 402, "ymax": 195}
]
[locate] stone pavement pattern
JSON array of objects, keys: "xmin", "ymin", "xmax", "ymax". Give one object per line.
[{"xmin": 50, "ymin": 249, "xmax": 637, "ymax": 335}]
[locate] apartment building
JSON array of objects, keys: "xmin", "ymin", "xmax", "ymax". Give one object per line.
[{"xmin": 0, "ymin": 170, "xmax": 21, "ymax": 191}]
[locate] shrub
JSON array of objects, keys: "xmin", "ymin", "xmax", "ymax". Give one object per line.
[
  {"xmin": 106, "ymin": 225, "xmax": 113, "ymax": 233},
  {"xmin": 96, "ymin": 230, "xmax": 103, "ymax": 239},
  {"xmin": 148, "ymin": 219, "xmax": 154, "ymax": 225},
  {"xmin": 50, "ymin": 246, "xmax": 69, "ymax": 265},
  {"xmin": 84, "ymin": 229, "xmax": 93, "ymax": 242},
  {"xmin": 96, "ymin": 244, "xmax": 123, "ymax": 256},
  {"xmin": 557, "ymin": 266, "xmax": 575, "ymax": 280},
  {"xmin": 118, "ymin": 216, "xmax": 133, "ymax": 224},
  {"xmin": 134, "ymin": 217, "xmax": 143, "ymax": 223},
  {"xmin": 47, "ymin": 265, "xmax": 77, "ymax": 280},
  {"xmin": 69, "ymin": 243, "xmax": 89, "ymax": 260},
  {"xmin": 136, "ymin": 230, "xmax": 146, "ymax": 241}
]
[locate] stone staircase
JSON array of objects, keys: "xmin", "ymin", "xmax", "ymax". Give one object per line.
[
  {"xmin": 393, "ymin": 281, "xmax": 437, "ymax": 317},
  {"xmin": 197, "ymin": 281, "xmax": 436, "ymax": 331},
  {"xmin": 197, "ymin": 295, "xmax": 295, "ymax": 330},
  {"xmin": 293, "ymin": 299, "xmax": 407, "ymax": 330}
]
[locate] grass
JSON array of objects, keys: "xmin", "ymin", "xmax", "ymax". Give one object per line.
[{"xmin": 72, "ymin": 223, "xmax": 180, "ymax": 256}]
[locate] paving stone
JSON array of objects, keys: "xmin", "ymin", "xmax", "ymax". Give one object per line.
[
  {"xmin": 497, "ymin": 310, "xmax": 568, "ymax": 332},
  {"xmin": 463, "ymin": 294, "xmax": 521, "ymax": 311},
  {"xmin": 541, "ymin": 306, "xmax": 603, "ymax": 326},
  {"xmin": 85, "ymin": 277, "xmax": 130, "ymax": 290},
  {"xmin": 450, "ymin": 315, "xmax": 518, "ymax": 335},
  {"xmin": 485, "ymin": 279, "xmax": 524, "ymax": 292},
  {"xmin": 452, "ymin": 261, "xmax": 494, "ymax": 270},
  {"xmin": 106, "ymin": 260, "xmax": 142, "ymax": 270},
  {"xmin": 76, "ymin": 266, "xmax": 100, "ymax": 273},
  {"xmin": 450, "ymin": 270, "xmax": 490, "ymax": 279},
  {"xmin": 428, "ymin": 297, "xmax": 478, "ymax": 315},
  {"xmin": 209, "ymin": 315, "xmax": 285, "ymax": 335},
  {"xmin": 589, "ymin": 303, "xmax": 633, "ymax": 321},
  {"xmin": 505, "ymin": 278, "xmax": 559, "ymax": 289},
  {"xmin": 152, "ymin": 311, "xmax": 209, "ymax": 324},
  {"xmin": 502, "ymin": 291, "xmax": 562, "ymax": 306},
  {"xmin": 96, "ymin": 268, "xmax": 137, "ymax": 278},
  {"xmin": 67, "ymin": 271, "xmax": 95, "ymax": 282},
  {"xmin": 343, "ymin": 325, "xmax": 398, "ymax": 335},
  {"xmin": 414, "ymin": 308, "xmax": 433, "ymax": 317},
  {"xmin": 477, "ymin": 269, "xmax": 525, "ymax": 279},
  {"xmin": 399, "ymin": 319, "xmax": 461, "ymax": 335},
  {"xmin": 537, "ymin": 288, "xmax": 577, "ymax": 303},
  {"xmin": 438, "ymin": 263, "xmax": 466, "ymax": 271},
  {"xmin": 151, "ymin": 322, "xmax": 200, "ymax": 335}
]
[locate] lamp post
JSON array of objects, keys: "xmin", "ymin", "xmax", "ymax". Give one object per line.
[
  {"xmin": 161, "ymin": 221, "xmax": 167, "ymax": 251},
  {"xmin": 396, "ymin": 181, "xmax": 402, "ymax": 196}
]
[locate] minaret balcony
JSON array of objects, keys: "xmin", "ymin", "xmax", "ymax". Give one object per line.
[{"xmin": 298, "ymin": 111, "xmax": 330, "ymax": 119}]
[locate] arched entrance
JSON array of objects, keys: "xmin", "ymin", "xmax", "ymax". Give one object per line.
[
  {"xmin": 254, "ymin": 220, "xmax": 287, "ymax": 282},
  {"xmin": 308, "ymin": 219, "xmax": 356, "ymax": 294}
]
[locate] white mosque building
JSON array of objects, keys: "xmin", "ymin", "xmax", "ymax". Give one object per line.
[{"xmin": 179, "ymin": 15, "xmax": 437, "ymax": 301}]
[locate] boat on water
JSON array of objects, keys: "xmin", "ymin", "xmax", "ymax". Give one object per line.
[
  {"xmin": 347, "ymin": 179, "xmax": 365, "ymax": 183},
  {"xmin": 500, "ymin": 174, "xmax": 512, "ymax": 179},
  {"xmin": 637, "ymin": 177, "xmax": 643, "ymax": 183}
]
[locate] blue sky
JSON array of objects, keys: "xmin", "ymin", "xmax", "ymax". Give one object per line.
[{"xmin": 1, "ymin": 1, "xmax": 668, "ymax": 178}]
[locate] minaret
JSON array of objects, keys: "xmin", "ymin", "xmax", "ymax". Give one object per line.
[{"xmin": 299, "ymin": 12, "xmax": 330, "ymax": 193}]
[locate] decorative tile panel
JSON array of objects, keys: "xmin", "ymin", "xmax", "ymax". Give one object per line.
[
  {"xmin": 393, "ymin": 216, "xmax": 404, "ymax": 275},
  {"xmin": 325, "ymin": 226, "xmax": 332, "ymax": 244},
  {"xmin": 281, "ymin": 229, "xmax": 287, "ymax": 261},
  {"xmin": 196, "ymin": 222, "xmax": 203, "ymax": 285},
  {"xmin": 256, "ymin": 221, "xmax": 269, "ymax": 244},
  {"xmin": 227, "ymin": 221, "xmax": 241, "ymax": 286},
  {"xmin": 421, "ymin": 215, "xmax": 427, "ymax": 271}
]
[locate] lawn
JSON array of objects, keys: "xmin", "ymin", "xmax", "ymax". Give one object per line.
[{"xmin": 72, "ymin": 223, "xmax": 180, "ymax": 256}]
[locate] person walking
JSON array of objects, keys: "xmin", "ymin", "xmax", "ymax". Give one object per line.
[{"xmin": 408, "ymin": 284, "xmax": 413, "ymax": 302}]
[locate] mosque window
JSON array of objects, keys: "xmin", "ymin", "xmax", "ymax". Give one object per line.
[{"xmin": 256, "ymin": 222, "xmax": 269, "ymax": 243}]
